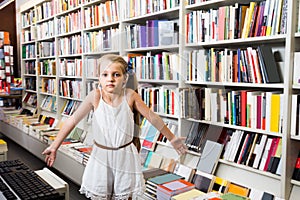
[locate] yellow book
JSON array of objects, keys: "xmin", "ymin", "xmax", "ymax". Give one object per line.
[
  {"xmin": 171, "ymin": 189, "xmax": 204, "ymax": 200},
  {"xmin": 226, "ymin": 182, "xmax": 250, "ymax": 197},
  {"xmin": 0, "ymin": 139, "xmax": 6, "ymax": 145},
  {"xmin": 242, "ymin": 2, "xmax": 256, "ymax": 38},
  {"xmin": 212, "ymin": 176, "xmax": 230, "ymax": 194},
  {"xmin": 270, "ymin": 93, "xmax": 281, "ymax": 133}
]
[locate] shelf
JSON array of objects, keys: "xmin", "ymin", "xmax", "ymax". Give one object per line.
[
  {"xmin": 186, "ymin": 0, "xmax": 255, "ymax": 10},
  {"xmin": 0, "ymin": 121, "xmax": 85, "ymax": 185},
  {"xmin": 216, "ymin": 160, "xmax": 281, "ymax": 197},
  {"xmin": 186, "ymin": 81, "xmax": 285, "ymax": 89},
  {"xmin": 185, "ymin": 35, "xmax": 286, "ymax": 48}
]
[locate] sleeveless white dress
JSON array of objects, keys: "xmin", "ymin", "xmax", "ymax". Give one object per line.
[{"xmin": 79, "ymin": 89, "xmax": 146, "ymax": 199}]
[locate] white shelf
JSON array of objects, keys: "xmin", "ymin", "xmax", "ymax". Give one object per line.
[{"xmin": 0, "ymin": 121, "xmax": 85, "ymax": 185}]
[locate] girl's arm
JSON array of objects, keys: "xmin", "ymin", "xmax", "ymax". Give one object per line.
[
  {"xmin": 42, "ymin": 90, "xmax": 95, "ymax": 166},
  {"xmin": 131, "ymin": 90, "xmax": 187, "ymax": 154}
]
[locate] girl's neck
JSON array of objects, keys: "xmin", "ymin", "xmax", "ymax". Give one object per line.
[{"xmin": 101, "ymin": 88, "xmax": 124, "ymax": 106}]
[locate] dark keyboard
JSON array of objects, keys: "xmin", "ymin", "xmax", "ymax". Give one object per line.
[{"xmin": 0, "ymin": 160, "xmax": 64, "ymax": 200}]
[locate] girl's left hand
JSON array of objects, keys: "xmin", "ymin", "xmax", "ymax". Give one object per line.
[{"xmin": 170, "ymin": 137, "xmax": 188, "ymax": 155}]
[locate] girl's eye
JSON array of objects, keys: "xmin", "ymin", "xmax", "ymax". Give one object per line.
[
  {"xmin": 113, "ymin": 73, "xmax": 121, "ymax": 77},
  {"xmin": 101, "ymin": 73, "xmax": 107, "ymax": 77}
]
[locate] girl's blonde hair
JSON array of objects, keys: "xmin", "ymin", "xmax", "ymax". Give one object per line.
[{"xmin": 98, "ymin": 54, "xmax": 128, "ymax": 75}]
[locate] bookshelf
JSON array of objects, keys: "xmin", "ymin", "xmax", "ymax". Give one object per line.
[{"xmin": 13, "ymin": 0, "xmax": 300, "ymax": 199}]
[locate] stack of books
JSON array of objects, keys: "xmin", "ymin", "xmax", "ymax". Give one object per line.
[
  {"xmin": 144, "ymin": 172, "xmax": 183, "ymax": 200},
  {"xmin": 156, "ymin": 179, "xmax": 195, "ymax": 200}
]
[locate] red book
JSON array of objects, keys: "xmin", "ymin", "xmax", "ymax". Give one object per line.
[
  {"xmin": 240, "ymin": 90, "xmax": 247, "ymax": 127},
  {"xmin": 256, "ymin": 95, "xmax": 262, "ymax": 129},
  {"xmin": 263, "ymin": 137, "xmax": 280, "ymax": 171}
]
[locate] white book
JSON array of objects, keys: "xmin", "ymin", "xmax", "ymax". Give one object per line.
[
  {"xmin": 258, "ymin": 137, "xmax": 273, "ymax": 171},
  {"xmin": 293, "ymin": 52, "xmax": 300, "ymax": 85},
  {"xmin": 253, "ymin": 134, "xmax": 268, "ymax": 169},
  {"xmin": 197, "ymin": 140, "xmax": 223, "ymax": 174},
  {"xmin": 290, "ymin": 94, "xmax": 298, "ymax": 136}
]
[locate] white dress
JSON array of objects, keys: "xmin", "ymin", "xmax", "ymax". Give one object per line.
[{"xmin": 79, "ymin": 89, "xmax": 146, "ymax": 199}]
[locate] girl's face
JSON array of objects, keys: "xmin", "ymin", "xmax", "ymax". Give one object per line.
[{"xmin": 99, "ymin": 62, "xmax": 126, "ymax": 93}]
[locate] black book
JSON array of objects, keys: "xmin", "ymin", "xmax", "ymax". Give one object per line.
[
  {"xmin": 261, "ymin": 192, "xmax": 274, "ymax": 200},
  {"xmin": 257, "ymin": 45, "xmax": 281, "ymax": 83},
  {"xmin": 292, "ymin": 151, "xmax": 300, "ymax": 181}
]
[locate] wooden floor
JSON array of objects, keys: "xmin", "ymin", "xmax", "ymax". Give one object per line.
[{"xmin": 0, "ymin": 133, "xmax": 88, "ymax": 200}]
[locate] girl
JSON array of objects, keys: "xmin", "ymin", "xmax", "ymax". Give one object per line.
[{"xmin": 42, "ymin": 54, "xmax": 187, "ymax": 200}]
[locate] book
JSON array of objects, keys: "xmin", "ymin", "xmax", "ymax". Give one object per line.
[
  {"xmin": 157, "ymin": 179, "xmax": 195, "ymax": 199},
  {"xmin": 143, "ymin": 168, "xmax": 169, "ymax": 181},
  {"xmin": 141, "ymin": 118, "xmax": 160, "ymax": 151},
  {"xmin": 171, "ymin": 188, "xmax": 204, "ymax": 200},
  {"xmin": 173, "ymin": 162, "xmax": 195, "ymax": 182},
  {"xmin": 219, "ymin": 193, "xmax": 250, "ymax": 200},
  {"xmin": 257, "ymin": 45, "xmax": 281, "ymax": 83},
  {"xmin": 226, "ymin": 182, "xmax": 250, "ymax": 197},
  {"xmin": 211, "ymin": 176, "xmax": 230, "ymax": 194},
  {"xmin": 191, "ymin": 170, "xmax": 215, "ymax": 193},
  {"xmin": 147, "ymin": 173, "xmax": 184, "ymax": 187},
  {"xmin": 196, "ymin": 140, "xmax": 223, "ymax": 174},
  {"xmin": 147, "ymin": 152, "xmax": 163, "ymax": 169},
  {"xmin": 261, "ymin": 192, "xmax": 274, "ymax": 200},
  {"xmin": 292, "ymin": 151, "xmax": 300, "ymax": 181}
]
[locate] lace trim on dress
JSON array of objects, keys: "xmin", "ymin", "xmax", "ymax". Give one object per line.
[{"xmin": 79, "ymin": 186, "xmax": 145, "ymax": 200}]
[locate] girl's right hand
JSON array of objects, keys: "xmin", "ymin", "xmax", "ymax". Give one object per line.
[{"xmin": 42, "ymin": 147, "xmax": 57, "ymax": 167}]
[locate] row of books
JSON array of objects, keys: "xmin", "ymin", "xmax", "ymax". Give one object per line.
[
  {"xmin": 291, "ymin": 94, "xmax": 300, "ymax": 136},
  {"xmin": 82, "ymin": 27, "xmax": 119, "ymax": 53},
  {"xmin": 38, "ymin": 41, "xmax": 56, "ymax": 58},
  {"xmin": 139, "ymin": 85, "xmax": 180, "ymax": 117},
  {"xmin": 40, "ymin": 95, "xmax": 57, "ymax": 113},
  {"xmin": 61, "ymin": 99, "xmax": 81, "ymax": 116},
  {"xmin": 41, "ymin": 78, "xmax": 56, "ymax": 95},
  {"xmin": 181, "ymin": 88, "xmax": 284, "ymax": 133},
  {"xmin": 59, "ymin": 58, "xmax": 82, "ymax": 77},
  {"xmin": 186, "ymin": 0, "xmax": 287, "ymax": 43},
  {"xmin": 59, "ymin": 79, "xmax": 82, "ymax": 99},
  {"xmin": 36, "ymin": 20, "xmax": 55, "ymax": 40},
  {"xmin": 56, "ymin": 9, "xmax": 82, "ymax": 35},
  {"xmin": 184, "ymin": 45, "xmax": 281, "ymax": 84},
  {"xmin": 140, "ymin": 117, "xmax": 178, "ymax": 151},
  {"xmin": 22, "ymin": 44, "xmax": 35, "ymax": 59},
  {"xmin": 142, "ymin": 167, "xmax": 281, "ymax": 200},
  {"xmin": 35, "ymin": 1, "xmax": 53, "ymax": 22},
  {"xmin": 38, "ymin": 59, "xmax": 56, "ymax": 76},
  {"xmin": 125, "ymin": 20, "xmax": 178, "ymax": 49},
  {"xmin": 22, "ymin": 92, "xmax": 37, "ymax": 107},
  {"xmin": 83, "ymin": 0, "xmax": 119, "ymax": 28},
  {"xmin": 122, "ymin": 0, "xmax": 180, "ymax": 19},
  {"xmin": 0, "ymin": 108, "xmax": 92, "ymax": 165},
  {"xmin": 131, "ymin": 52, "xmax": 180, "ymax": 81},
  {"xmin": 222, "ymin": 130, "xmax": 282, "ymax": 174},
  {"xmin": 24, "ymin": 77, "xmax": 36, "ymax": 91},
  {"xmin": 24, "ymin": 61, "xmax": 35, "ymax": 75},
  {"xmin": 84, "ymin": 57, "xmax": 100, "ymax": 78},
  {"xmin": 58, "ymin": 34, "xmax": 82, "ymax": 56}
]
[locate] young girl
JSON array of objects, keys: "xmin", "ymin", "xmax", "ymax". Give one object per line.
[{"xmin": 42, "ymin": 54, "xmax": 187, "ymax": 199}]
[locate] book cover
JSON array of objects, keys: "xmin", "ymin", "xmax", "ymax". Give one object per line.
[
  {"xmin": 143, "ymin": 168, "xmax": 168, "ymax": 181},
  {"xmin": 226, "ymin": 182, "xmax": 250, "ymax": 197},
  {"xmin": 171, "ymin": 188, "xmax": 204, "ymax": 200},
  {"xmin": 257, "ymin": 45, "xmax": 281, "ymax": 83},
  {"xmin": 173, "ymin": 162, "xmax": 195, "ymax": 182},
  {"xmin": 196, "ymin": 140, "xmax": 223, "ymax": 174},
  {"xmin": 147, "ymin": 173, "xmax": 183, "ymax": 186},
  {"xmin": 192, "ymin": 170, "xmax": 215, "ymax": 193},
  {"xmin": 211, "ymin": 176, "xmax": 230, "ymax": 194}
]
